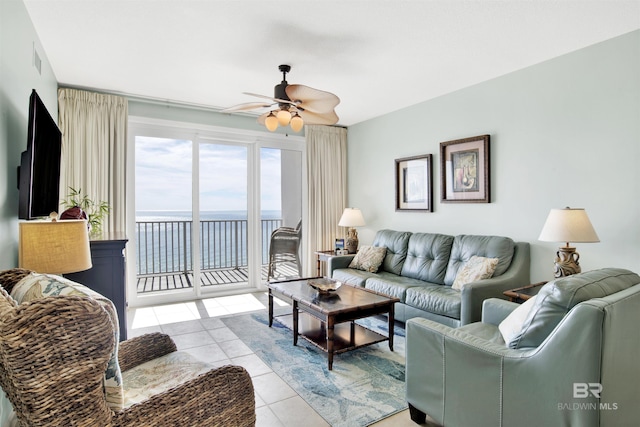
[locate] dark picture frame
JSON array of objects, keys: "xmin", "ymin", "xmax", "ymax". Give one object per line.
[
  {"xmin": 440, "ymin": 135, "xmax": 490, "ymax": 203},
  {"xmin": 395, "ymin": 154, "xmax": 432, "ymax": 212}
]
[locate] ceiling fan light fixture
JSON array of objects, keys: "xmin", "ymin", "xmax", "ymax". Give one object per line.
[
  {"xmin": 276, "ymin": 109, "xmax": 292, "ymax": 126},
  {"xmin": 265, "ymin": 112, "xmax": 279, "ymax": 132},
  {"xmin": 290, "ymin": 113, "xmax": 304, "ymax": 132},
  {"xmin": 226, "ymin": 64, "xmax": 340, "ymax": 132}
]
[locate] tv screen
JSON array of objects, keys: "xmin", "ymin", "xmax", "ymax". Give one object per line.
[{"xmin": 18, "ymin": 89, "xmax": 62, "ymax": 220}]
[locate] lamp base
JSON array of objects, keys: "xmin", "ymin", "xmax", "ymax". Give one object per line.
[
  {"xmin": 345, "ymin": 228, "xmax": 359, "ymax": 254},
  {"xmin": 553, "ymin": 246, "xmax": 581, "ymax": 278}
]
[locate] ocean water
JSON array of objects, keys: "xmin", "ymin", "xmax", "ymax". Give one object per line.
[
  {"xmin": 135, "ymin": 210, "xmax": 282, "ymax": 275},
  {"xmin": 136, "ymin": 210, "xmax": 282, "ymax": 222}
]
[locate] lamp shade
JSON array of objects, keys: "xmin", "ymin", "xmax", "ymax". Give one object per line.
[
  {"xmin": 290, "ymin": 114, "xmax": 304, "ymax": 132},
  {"xmin": 19, "ymin": 220, "xmax": 92, "ymax": 274},
  {"xmin": 338, "ymin": 208, "xmax": 366, "ymax": 228},
  {"xmin": 276, "ymin": 109, "xmax": 292, "ymax": 126},
  {"xmin": 538, "ymin": 208, "xmax": 600, "ymax": 244},
  {"xmin": 264, "ymin": 112, "xmax": 278, "ymax": 132}
]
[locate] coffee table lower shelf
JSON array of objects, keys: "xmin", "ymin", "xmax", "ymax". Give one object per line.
[{"xmin": 274, "ymin": 312, "xmax": 388, "ymax": 355}]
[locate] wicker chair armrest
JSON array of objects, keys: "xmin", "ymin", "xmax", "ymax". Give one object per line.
[
  {"xmin": 118, "ymin": 332, "xmax": 177, "ymax": 372},
  {"xmin": 0, "ymin": 295, "xmax": 114, "ymax": 426},
  {"xmin": 113, "ymin": 365, "xmax": 255, "ymax": 427},
  {"xmin": 271, "ymin": 229, "xmax": 299, "ymax": 238},
  {"xmin": 0, "ymin": 268, "xmax": 33, "ymax": 294}
]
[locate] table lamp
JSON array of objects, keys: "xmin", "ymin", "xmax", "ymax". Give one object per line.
[
  {"xmin": 338, "ymin": 208, "xmax": 366, "ymax": 254},
  {"xmin": 538, "ymin": 207, "xmax": 599, "ymax": 278},
  {"xmin": 19, "ymin": 217, "xmax": 92, "ymax": 274}
]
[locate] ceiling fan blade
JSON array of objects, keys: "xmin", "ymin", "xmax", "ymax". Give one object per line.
[
  {"xmin": 257, "ymin": 111, "xmax": 270, "ymax": 125},
  {"xmin": 243, "ymin": 92, "xmax": 293, "ymax": 106},
  {"xmin": 221, "ymin": 102, "xmax": 273, "ymax": 113},
  {"xmin": 285, "ymin": 84, "xmax": 340, "ymax": 113},
  {"xmin": 298, "ymin": 109, "xmax": 339, "ymax": 125}
]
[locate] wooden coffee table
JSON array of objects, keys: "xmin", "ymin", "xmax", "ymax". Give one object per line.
[{"xmin": 267, "ymin": 278, "xmax": 400, "ymax": 370}]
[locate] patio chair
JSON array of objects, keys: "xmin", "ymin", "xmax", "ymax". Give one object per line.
[
  {"xmin": 0, "ymin": 268, "xmax": 256, "ymax": 427},
  {"xmin": 267, "ymin": 219, "xmax": 302, "ymax": 280}
]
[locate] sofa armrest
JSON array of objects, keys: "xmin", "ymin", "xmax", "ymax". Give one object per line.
[
  {"xmin": 406, "ymin": 317, "xmax": 525, "ymax": 424},
  {"xmin": 407, "ymin": 300, "xmax": 617, "ymax": 427},
  {"xmin": 481, "ymin": 298, "xmax": 519, "ymax": 325},
  {"xmin": 113, "ymin": 365, "xmax": 255, "ymax": 427},
  {"xmin": 327, "ymin": 255, "xmax": 356, "ymax": 277},
  {"xmin": 459, "ymin": 242, "xmax": 530, "ymax": 325},
  {"xmin": 118, "ymin": 333, "xmax": 177, "ymax": 372}
]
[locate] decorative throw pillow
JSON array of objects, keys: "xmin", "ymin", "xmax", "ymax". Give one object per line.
[
  {"xmin": 11, "ymin": 273, "xmax": 124, "ymax": 411},
  {"xmin": 498, "ymin": 295, "xmax": 539, "ymax": 346},
  {"xmin": 348, "ymin": 245, "xmax": 387, "ymax": 273},
  {"xmin": 452, "ymin": 255, "xmax": 500, "ymax": 290}
]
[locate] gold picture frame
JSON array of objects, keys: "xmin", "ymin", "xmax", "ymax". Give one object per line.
[{"xmin": 440, "ymin": 135, "xmax": 490, "ymax": 203}]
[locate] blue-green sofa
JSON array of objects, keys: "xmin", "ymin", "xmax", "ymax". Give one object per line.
[{"xmin": 327, "ymin": 229, "xmax": 530, "ymax": 326}]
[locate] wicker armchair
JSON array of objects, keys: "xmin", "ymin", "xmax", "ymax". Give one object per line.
[
  {"xmin": 267, "ymin": 219, "xmax": 302, "ymax": 280},
  {"xmin": 0, "ymin": 268, "xmax": 255, "ymax": 427}
]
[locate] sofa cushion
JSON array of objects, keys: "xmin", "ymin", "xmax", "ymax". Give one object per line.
[
  {"xmin": 363, "ymin": 272, "xmax": 428, "ymax": 302},
  {"xmin": 444, "ymin": 235, "xmax": 515, "ymax": 286},
  {"xmin": 122, "ymin": 351, "xmax": 211, "ymax": 408},
  {"xmin": 11, "ymin": 273, "xmax": 124, "ymax": 410},
  {"xmin": 400, "ymin": 233, "xmax": 454, "ymax": 284},
  {"xmin": 348, "ymin": 245, "xmax": 387, "ymax": 273},
  {"xmin": 508, "ymin": 268, "xmax": 640, "ymax": 349},
  {"xmin": 405, "ymin": 285, "xmax": 462, "ymax": 319},
  {"xmin": 332, "ymin": 268, "xmax": 376, "ymax": 287},
  {"xmin": 452, "ymin": 256, "xmax": 499, "ymax": 291},
  {"xmin": 372, "ymin": 230, "xmax": 412, "ymax": 275}
]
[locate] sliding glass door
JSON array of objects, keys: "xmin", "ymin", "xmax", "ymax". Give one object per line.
[
  {"xmin": 261, "ymin": 147, "xmax": 303, "ymax": 280},
  {"xmin": 134, "ymin": 136, "xmax": 194, "ymax": 297},
  {"xmin": 127, "ymin": 118, "xmax": 305, "ymax": 308},
  {"xmin": 198, "ymin": 143, "xmax": 249, "ymax": 290}
]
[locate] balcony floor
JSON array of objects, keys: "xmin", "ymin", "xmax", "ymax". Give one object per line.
[{"xmin": 137, "ymin": 262, "xmax": 300, "ymax": 293}]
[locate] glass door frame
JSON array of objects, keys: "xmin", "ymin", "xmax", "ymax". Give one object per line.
[{"xmin": 127, "ymin": 116, "xmax": 306, "ymax": 308}]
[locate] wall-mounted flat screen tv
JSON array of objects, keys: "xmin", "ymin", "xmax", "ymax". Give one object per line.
[{"xmin": 18, "ymin": 89, "xmax": 62, "ymax": 220}]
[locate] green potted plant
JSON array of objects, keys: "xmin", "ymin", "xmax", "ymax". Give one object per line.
[{"xmin": 61, "ymin": 187, "xmax": 110, "ymax": 236}]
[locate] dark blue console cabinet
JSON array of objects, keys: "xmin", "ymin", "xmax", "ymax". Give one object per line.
[{"xmin": 65, "ymin": 233, "xmax": 128, "ymax": 341}]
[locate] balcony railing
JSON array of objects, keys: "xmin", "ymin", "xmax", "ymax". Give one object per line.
[{"xmin": 136, "ymin": 218, "xmax": 283, "ymax": 277}]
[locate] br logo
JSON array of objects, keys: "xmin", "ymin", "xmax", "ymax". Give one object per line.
[{"xmin": 573, "ymin": 383, "xmax": 603, "ymax": 398}]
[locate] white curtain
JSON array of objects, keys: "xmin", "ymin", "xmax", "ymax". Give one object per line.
[
  {"xmin": 57, "ymin": 88, "xmax": 127, "ymax": 234},
  {"xmin": 304, "ymin": 125, "xmax": 348, "ymax": 275}
]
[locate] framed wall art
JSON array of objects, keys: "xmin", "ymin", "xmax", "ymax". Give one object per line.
[
  {"xmin": 440, "ymin": 135, "xmax": 490, "ymax": 203},
  {"xmin": 395, "ymin": 154, "xmax": 432, "ymax": 212}
]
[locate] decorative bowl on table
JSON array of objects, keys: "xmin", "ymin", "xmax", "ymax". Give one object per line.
[{"xmin": 308, "ymin": 278, "xmax": 342, "ymax": 294}]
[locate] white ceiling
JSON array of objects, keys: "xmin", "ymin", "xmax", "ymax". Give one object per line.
[{"xmin": 23, "ymin": 0, "xmax": 640, "ymax": 126}]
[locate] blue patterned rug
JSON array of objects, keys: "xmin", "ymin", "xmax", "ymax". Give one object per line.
[{"xmin": 223, "ymin": 311, "xmax": 406, "ymax": 426}]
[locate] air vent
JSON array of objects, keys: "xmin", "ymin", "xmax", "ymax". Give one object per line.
[{"xmin": 33, "ymin": 43, "xmax": 42, "ymax": 75}]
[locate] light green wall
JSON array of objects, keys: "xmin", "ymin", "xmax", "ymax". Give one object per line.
[
  {"xmin": 0, "ymin": 0, "xmax": 58, "ymax": 269},
  {"xmin": 347, "ymin": 30, "xmax": 640, "ymax": 282}
]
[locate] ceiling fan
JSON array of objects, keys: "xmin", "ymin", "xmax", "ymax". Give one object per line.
[{"xmin": 222, "ymin": 64, "xmax": 340, "ymax": 132}]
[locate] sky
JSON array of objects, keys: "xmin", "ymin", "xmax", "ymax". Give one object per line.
[{"xmin": 135, "ymin": 136, "xmax": 282, "ymax": 212}]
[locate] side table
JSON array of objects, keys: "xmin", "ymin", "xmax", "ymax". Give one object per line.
[
  {"xmin": 314, "ymin": 250, "xmax": 338, "ymax": 276},
  {"xmin": 503, "ymin": 281, "xmax": 547, "ymax": 304}
]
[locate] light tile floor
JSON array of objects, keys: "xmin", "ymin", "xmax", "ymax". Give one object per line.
[{"xmin": 127, "ymin": 292, "xmax": 431, "ymax": 427}]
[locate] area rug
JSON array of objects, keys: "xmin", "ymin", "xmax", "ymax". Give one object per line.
[{"xmin": 222, "ymin": 312, "xmax": 406, "ymax": 427}]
